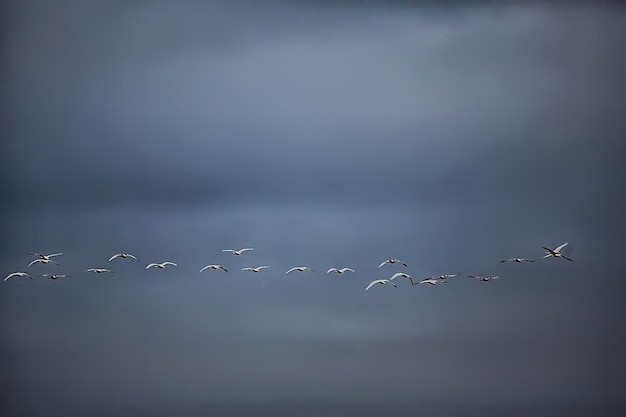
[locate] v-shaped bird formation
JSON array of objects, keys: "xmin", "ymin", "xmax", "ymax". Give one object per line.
[{"xmin": 3, "ymin": 243, "xmax": 573, "ymax": 290}]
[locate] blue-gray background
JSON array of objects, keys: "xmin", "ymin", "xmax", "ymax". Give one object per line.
[{"xmin": 1, "ymin": 1, "xmax": 625, "ymax": 416}]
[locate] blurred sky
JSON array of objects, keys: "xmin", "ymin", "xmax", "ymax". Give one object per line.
[{"xmin": 1, "ymin": 1, "xmax": 626, "ymax": 416}]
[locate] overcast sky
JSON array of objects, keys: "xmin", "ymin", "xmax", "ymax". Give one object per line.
[{"xmin": 1, "ymin": 1, "xmax": 625, "ymax": 416}]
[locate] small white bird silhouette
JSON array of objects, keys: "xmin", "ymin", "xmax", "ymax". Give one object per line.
[
  {"xmin": 389, "ymin": 272, "xmax": 416, "ymax": 286},
  {"xmin": 242, "ymin": 266, "xmax": 270, "ymax": 273},
  {"xmin": 285, "ymin": 266, "xmax": 315, "ymax": 274},
  {"xmin": 28, "ymin": 258, "xmax": 60, "ymax": 267},
  {"xmin": 222, "ymin": 248, "xmax": 254, "ymax": 256},
  {"xmin": 4, "ymin": 272, "xmax": 32, "ymax": 281},
  {"xmin": 542, "ymin": 242, "xmax": 572, "ymax": 261},
  {"xmin": 86, "ymin": 268, "xmax": 114, "ymax": 274},
  {"xmin": 500, "ymin": 257, "xmax": 535, "ymax": 263},
  {"xmin": 40, "ymin": 274, "xmax": 71, "ymax": 280},
  {"xmin": 109, "ymin": 253, "xmax": 139, "ymax": 262},
  {"xmin": 326, "ymin": 268, "xmax": 355, "ymax": 274},
  {"xmin": 426, "ymin": 274, "xmax": 458, "ymax": 281},
  {"xmin": 468, "ymin": 275, "xmax": 501, "ymax": 282},
  {"xmin": 417, "ymin": 278, "xmax": 444, "ymax": 286},
  {"xmin": 378, "ymin": 259, "xmax": 408, "ymax": 268},
  {"xmin": 28, "ymin": 252, "xmax": 63, "ymax": 261},
  {"xmin": 199, "ymin": 264, "xmax": 228, "ymax": 273},
  {"xmin": 365, "ymin": 279, "xmax": 397, "ymax": 291},
  {"xmin": 146, "ymin": 262, "xmax": 177, "ymax": 269}
]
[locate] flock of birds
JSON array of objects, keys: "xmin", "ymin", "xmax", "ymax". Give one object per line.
[{"xmin": 4, "ymin": 243, "xmax": 573, "ymax": 290}]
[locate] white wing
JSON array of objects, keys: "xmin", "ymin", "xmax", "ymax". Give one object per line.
[
  {"xmin": 28, "ymin": 259, "xmax": 42, "ymax": 267},
  {"xmin": 146, "ymin": 263, "xmax": 159, "ymax": 269},
  {"xmin": 257, "ymin": 266, "xmax": 270, "ymax": 270},
  {"xmin": 46, "ymin": 253, "xmax": 63, "ymax": 258},
  {"xmin": 108, "ymin": 254, "xmax": 123, "ymax": 262},
  {"xmin": 285, "ymin": 267, "xmax": 299, "ymax": 274},
  {"xmin": 554, "ymin": 242, "xmax": 568, "ymax": 253},
  {"xmin": 162, "ymin": 262, "xmax": 176, "ymax": 267},
  {"xmin": 378, "ymin": 260, "xmax": 390, "ymax": 268},
  {"xmin": 365, "ymin": 280, "xmax": 386, "ymax": 290},
  {"xmin": 341, "ymin": 268, "xmax": 355, "ymax": 273},
  {"xmin": 242, "ymin": 267, "xmax": 254, "ymax": 271},
  {"xmin": 389, "ymin": 272, "xmax": 410, "ymax": 281},
  {"xmin": 239, "ymin": 248, "xmax": 254, "ymax": 253},
  {"xmin": 199, "ymin": 265, "xmax": 213, "ymax": 273},
  {"xmin": 5, "ymin": 272, "xmax": 30, "ymax": 281},
  {"xmin": 326, "ymin": 268, "xmax": 338, "ymax": 273},
  {"xmin": 222, "ymin": 249, "xmax": 236, "ymax": 253}
]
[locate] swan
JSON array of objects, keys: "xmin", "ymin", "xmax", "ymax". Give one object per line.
[
  {"xmin": 542, "ymin": 242, "xmax": 572, "ymax": 261},
  {"xmin": 468, "ymin": 275, "xmax": 500, "ymax": 282},
  {"xmin": 285, "ymin": 266, "xmax": 315, "ymax": 274},
  {"xmin": 326, "ymin": 268, "xmax": 355, "ymax": 274},
  {"xmin": 28, "ymin": 252, "xmax": 63, "ymax": 260},
  {"xmin": 199, "ymin": 264, "xmax": 228, "ymax": 273},
  {"xmin": 222, "ymin": 248, "xmax": 254, "ymax": 256},
  {"xmin": 242, "ymin": 266, "xmax": 270, "ymax": 273},
  {"xmin": 28, "ymin": 258, "xmax": 60, "ymax": 267},
  {"xmin": 365, "ymin": 279, "xmax": 397, "ymax": 291},
  {"xmin": 4, "ymin": 272, "xmax": 32, "ymax": 281},
  {"xmin": 146, "ymin": 262, "xmax": 177, "ymax": 269},
  {"xmin": 86, "ymin": 268, "xmax": 114, "ymax": 273},
  {"xmin": 40, "ymin": 274, "xmax": 71, "ymax": 280},
  {"xmin": 109, "ymin": 253, "xmax": 139, "ymax": 262},
  {"xmin": 378, "ymin": 259, "xmax": 408, "ymax": 268},
  {"xmin": 389, "ymin": 272, "xmax": 416, "ymax": 286}
]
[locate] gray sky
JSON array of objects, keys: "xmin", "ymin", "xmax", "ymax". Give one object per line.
[{"xmin": 2, "ymin": 1, "xmax": 625, "ymax": 416}]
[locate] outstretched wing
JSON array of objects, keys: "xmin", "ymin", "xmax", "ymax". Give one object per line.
[
  {"xmin": 365, "ymin": 280, "xmax": 384, "ymax": 290},
  {"xmin": 47, "ymin": 253, "xmax": 63, "ymax": 258},
  {"xmin": 285, "ymin": 267, "xmax": 298, "ymax": 274},
  {"xmin": 108, "ymin": 254, "xmax": 122, "ymax": 262},
  {"xmin": 378, "ymin": 260, "xmax": 389, "ymax": 268},
  {"xmin": 163, "ymin": 262, "xmax": 177, "ymax": 267},
  {"xmin": 554, "ymin": 242, "xmax": 568, "ymax": 253},
  {"xmin": 146, "ymin": 263, "xmax": 158, "ymax": 269}
]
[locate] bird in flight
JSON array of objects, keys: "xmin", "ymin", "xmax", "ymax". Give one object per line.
[
  {"xmin": 109, "ymin": 253, "xmax": 139, "ymax": 262},
  {"xmin": 500, "ymin": 257, "xmax": 535, "ymax": 263},
  {"xmin": 365, "ymin": 279, "xmax": 397, "ymax": 291},
  {"xmin": 40, "ymin": 274, "xmax": 71, "ymax": 280},
  {"xmin": 242, "ymin": 266, "xmax": 270, "ymax": 273},
  {"xmin": 389, "ymin": 272, "xmax": 416, "ymax": 286},
  {"xmin": 4, "ymin": 272, "xmax": 32, "ymax": 281},
  {"xmin": 326, "ymin": 267, "xmax": 355, "ymax": 274},
  {"xmin": 542, "ymin": 242, "xmax": 572, "ymax": 261},
  {"xmin": 378, "ymin": 259, "xmax": 408, "ymax": 268},
  {"xmin": 285, "ymin": 266, "xmax": 315, "ymax": 274},
  {"xmin": 417, "ymin": 278, "xmax": 445, "ymax": 286},
  {"xmin": 28, "ymin": 252, "xmax": 63, "ymax": 261},
  {"xmin": 468, "ymin": 275, "xmax": 501, "ymax": 282},
  {"xmin": 146, "ymin": 262, "xmax": 177, "ymax": 269},
  {"xmin": 28, "ymin": 258, "xmax": 60, "ymax": 267},
  {"xmin": 427, "ymin": 274, "xmax": 458, "ymax": 281},
  {"xmin": 222, "ymin": 248, "xmax": 254, "ymax": 256},
  {"xmin": 86, "ymin": 268, "xmax": 114, "ymax": 274},
  {"xmin": 199, "ymin": 264, "xmax": 228, "ymax": 273}
]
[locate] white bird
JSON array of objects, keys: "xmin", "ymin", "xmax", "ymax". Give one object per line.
[
  {"xmin": 86, "ymin": 268, "xmax": 114, "ymax": 274},
  {"xmin": 500, "ymin": 257, "xmax": 535, "ymax": 263},
  {"xmin": 542, "ymin": 242, "xmax": 572, "ymax": 261},
  {"xmin": 378, "ymin": 259, "xmax": 408, "ymax": 268},
  {"xmin": 28, "ymin": 252, "xmax": 63, "ymax": 261},
  {"xmin": 285, "ymin": 266, "xmax": 315, "ymax": 274},
  {"xmin": 326, "ymin": 267, "xmax": 355, "ymax": 274},
  {"xmin": 28, "ymin": 258, "xmax": 60, "ymax": 267},
  {"xmin": 4, "ymin": 272, "xmax": 32, "ymax": 281},
  {"xmin": 468, "ymin": 275, "xmax": 501, "ymax": 282},
  {"xmin": 109, "ymin": 253, "xmax": 139, "ymax": 262},
  {"xmin": 389, "ymin": 272, "xmax": 416, "ymax": 286},
  {"xmin": 199, "ymin": 264, "xmax": 228, "ymax": 273},
  {"xmin": 427, "ymin": 274, "xmax": 458, "ymax": 281},
  {"xmin": 365, "ymin": 279, "xmax": 397, "ymax": 291},
  {"xmin": 417, "ymin": 278, "xmax": 444, "ymax": 286},
  {"xmin": 242, "ymin": 266, "xmax": 270, "ymax": 273},
  {"xmin": 222, "ymin": 248, "xmax": 254, "ymax": 256},
  {"xmin": 146, "ymin": 262, "xmax": 177, "ymax": 269},
  {"xmin": 40, "ymin": 274, "xmax": 71, "ymax": 280}
]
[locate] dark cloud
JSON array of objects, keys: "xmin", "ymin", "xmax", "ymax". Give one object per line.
[{"xmin": 2, "ymin": 1, "xmax": 625, "ymax": 416}]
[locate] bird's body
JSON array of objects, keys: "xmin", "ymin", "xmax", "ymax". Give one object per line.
[
  {"xmin": 199, "ymin": 264, "xmax": 228, "ymax": 273},
  {"xmin": 222, "ymin": 248, "xmax": 254, "ymax": 256},
  {"xmin": 542, "ymin": 242, "xmax": 572, "ymax": 261},
  {"xmin": 468, "ymin": 275, "xmax": 500, "ymax": 282},
  {"xmin": 326, "ymin": 267, "xmax": 355, "ymax": 274},
  {"xmin": 365, "ymin": 279, "xmax": 397, "ymax": 291},
  {"xmin": 500, "ymin": 257, "xmax": 535, "ymax": 263},
  {"xmin": 40, "ymin": 274, "xmax": 70, "ymax": 280},
  {"xmin": 378, "ymin": 259, "xmax": 408, "ymax": 268},
  {"xmin": 109, "ymin": 253, "xmax": 139, "ymax": 262},
  {"xmin": 4, "ymin": 272, "xmax": 32, "ymax": 281},
  {"xmin": 86, "ymin": 268, "xmax": 113, "ymax": 274},
  {"xmin": 242, "ymin": 266, "xmax": 270, "ymax": 273},
  {"xmin": 285, "ymin": 266, "xmax": 314, "ymax": 274},
  {"xmin": 146, "ymin": 262, "xmax": 177, "ymax": 269},
  {"xmin": 389, "ymin": 272, "xmax": 416, "ymax": 286},
  {"xmin": 28, "ymin": 258, "xmax": 60, "ymax": 267}
]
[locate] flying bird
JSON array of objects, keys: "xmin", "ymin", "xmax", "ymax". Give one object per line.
[
  {"xmin": 285, "ymin": 266, "xmax": 315, "ymax": 274},
  {"xmin": 108, "ymin": 253, "xmax": 139, "ymax": 262},
  {"xmin": 378, "ymin": 259, "xmax": 408, "ymax": 268},
  {"xmin": 417, "ymin": 278, "xmax": 445, "ymax": 286},
  {"xmin": 199, "ymin": 264, "xmax": 228, "ymax": 273},
  {"xmin": 468, "ymin": 275, "xmax": 501, "ymax": 282},
  {"xmin": 500, "ymin": 258, "xmax": 535, "ymax": 263},
  {"xmin": 242, "ymin": 266, "xmax": 270, "ymax": 273},
  {"xmin": 326, "ymin": 268, "xmax": 355, "ymax": 274},
  {"xmin": 40, "ymin": 274, "xmax": 71, "ymax": 280},
  {"xmin": 86, "ymin": 268, "xmax": 114, "ymax": 274},
  {"xmin": 428, "ymin": 274, "xmax": 458, "ymax": 281},
  {"xmin": 28, "ymin": 252, "xmax": 63, "ymax": 261},
  {"xmin": 28, "ymin": 258, "xmax": 60, "ymax": 267},
  {"xmin": 4, "ymin": 272, "xmax": 32, "ymax": 281},
  {"xmin": 222, "ymin": 248, "xmax": 254, "ymax": 256},
  {"xmin": 542, "ymin": 242, "xmax": 572, "ymax": 261},
  {"xmin": 389, "ymin": 272, "xmax": 416, "ymax": 286},
  {"xmin": 365, "ymin": 279, "xmax": 397, "ymax": 291},
  {"xmin": 146, "ymin": 262, "xmax": 177, "ymax": 269}
]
